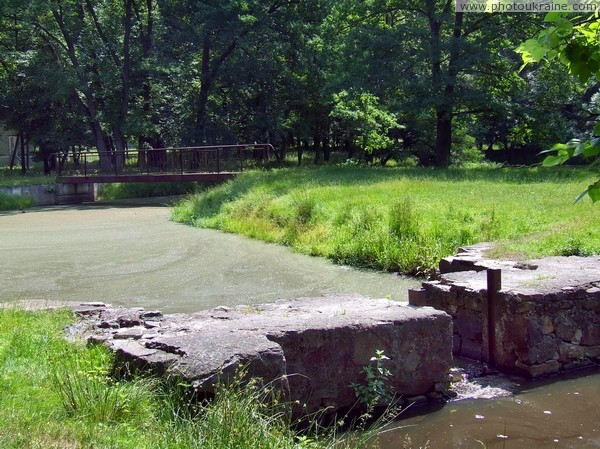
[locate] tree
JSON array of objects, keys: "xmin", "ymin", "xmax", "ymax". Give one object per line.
[
  {"xmin": 517, "ymin": 12, "xmax": 600, "ymax": 202},
  {"xmin": 330, "ymin": 90, "xmax": 402, "ymax": 164},
  {"xmin": 322, "ymin": 0, "xmax": 536, "ymax": 167}
]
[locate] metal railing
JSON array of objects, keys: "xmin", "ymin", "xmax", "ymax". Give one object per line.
[{"xmin": 54, "ymin": 144, "xmax": 274, "ymax": 178}]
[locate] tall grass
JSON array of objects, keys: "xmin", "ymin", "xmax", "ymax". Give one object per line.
[
  {"xmin": 98, "ymin": 181, "xmax": 204, "ymax": 200},
  {"xmin": 0, "ymin": 307, "xmax": 389, "ymax": 449},
  {"xmin": 172, "ymin": 165, "xmax": 600, "ymax": 274}
]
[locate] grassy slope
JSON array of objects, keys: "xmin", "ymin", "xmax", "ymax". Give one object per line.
[{"xmin": 172, "ymin": 165, "xmax": 600, "ymax": 274}]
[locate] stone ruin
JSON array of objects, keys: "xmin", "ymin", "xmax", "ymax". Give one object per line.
[
  {"xmin": 70, "ymin": 295, "xmax": 452, "ymax": 418},
  {"xmin": 409, "ymin": 244, "xmax": 600, "ymax": 378}
]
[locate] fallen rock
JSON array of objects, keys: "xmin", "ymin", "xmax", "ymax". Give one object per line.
[{"xmin": 69, "ymin": 295, "xmax": 452, "ymax": 417}]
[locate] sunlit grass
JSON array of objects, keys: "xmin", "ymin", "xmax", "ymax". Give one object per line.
[
  {"xmin": 172, "ymin": 165, "xmax": 600, "ymax": 274},
  {"xmin": 0, "ymin": 307, "xmax": 387, "ymax": 449}
]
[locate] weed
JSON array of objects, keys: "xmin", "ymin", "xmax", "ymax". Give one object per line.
[
  {"xmin": 389, "ymin": 199, "xmax": 419, "ymax": 240},
  {"xmin": 351, "ymin": 350, "xmax": 395, "ymax": 409},
  {"xmin": 1, "ymin": 307, "xmax": 397, "ymax": 449},
  {"xmin": 50, "ymin": 345, "xmax": 156, "ymax": 424},
  {"xmin": 0, "ymin": 192, "xmax": 35, "ymax": 210},
  {"xmin": 556, "ymin": 236, "xmax": 592, "ymax": 256}
]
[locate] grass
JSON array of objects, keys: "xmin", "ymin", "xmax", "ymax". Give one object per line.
[
  {"xmin": 0, "ymin": 307, "xmax": 387, "ymax": 449},
  {"xmin": 0, "ymin": 166, "xmax": 53, "ymax": 187},
  {"xmin": 0, "ymin": 166, "xmax": 53, "ymax": 210},
  {"xmin": 0, "ymin": 192, "xmax": 35, "ymax": 210},
  {"xmin": 172, "ymin": 165, "xmax": 600, "ymax": 274}
]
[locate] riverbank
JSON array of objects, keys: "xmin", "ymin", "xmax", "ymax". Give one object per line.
[
  {"xmin": 172, "ymin": 165, "xmax": 600, "ymax": 275},
  {"xmin": 0, "ymin": 306, "xmax": 385, "ymax": 449}
]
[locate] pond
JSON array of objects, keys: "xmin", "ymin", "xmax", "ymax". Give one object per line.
[
  {"xmin": 0, "ymin": 197, "xmax": 417, "ymax": 312},
  {"xmin": 1, "ymin": 197, "xmax": 598, "ymax": 448},
  {"xmin": 384, "ymin": 367, "xmax": 600, "ymax": 448}
]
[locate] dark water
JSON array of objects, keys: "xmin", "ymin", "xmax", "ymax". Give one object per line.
[{"xmin": 381, "ymin": 369, "xmax": 600, "ymax": 449}]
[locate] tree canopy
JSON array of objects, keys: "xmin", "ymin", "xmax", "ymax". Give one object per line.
[
  {"xmin": 0, "ymin": 1, "xmax": 595, "ymax": 171},
  {"xmin": 518, "ymin": 12, "xmax": 600, "ymax": 202}
]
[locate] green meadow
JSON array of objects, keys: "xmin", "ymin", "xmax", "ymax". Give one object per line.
[{"xmin": 173, "ymin": 165, "xmax": 600, "ymax": 275}]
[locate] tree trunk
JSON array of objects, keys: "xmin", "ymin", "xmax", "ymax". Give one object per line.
[
  {"xmin": 53, "ymin": 7, "xmax": 112, "ymax": 171},
  {"xmin": 434, "ymin": 109, "xmax": 452, "ymax": 167},
  {"xmin": 195, "ymin": 35, "xmax": 212, "ymax": 145},
  {"xmin": 313, "ymin": 126, "xmax": 321, "ymax": 164},
  {"xmin": 138, "ymin": 0, "xmax": 157, "ymax": 149},
  {"xmin": 430, "ymin": 10, "xmax": 464, "ymax": 168}
]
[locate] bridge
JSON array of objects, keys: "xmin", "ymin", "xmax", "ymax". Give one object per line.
[{"xmin": 53, "ymin": 144, "xmax": 273, "ymax": 204}]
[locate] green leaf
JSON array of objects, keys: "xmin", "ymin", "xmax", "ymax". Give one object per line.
[
  {"xmin": 517, "ymin": 39, "xmax": 548, "ymax": 63},
  {"xmin": 555, "ymin": 19, "xmax": 574, "ymax": 38},
  {"xmin": 583, "ymin": 144, "xmax": 600, "ymax": 157},
  {"xmin": 594, "ymin": 122, "xmax": 600, "ymax": 135},
  {"xmin": 542, "ymin": 154, "xmax": 569, "ymax": 166},
  {"xmin": 544, "ymin": 12, "xmax": 563, "ymax": 23},
  {"xmin": 587, "ymin": 180, "xmax": 600, "ymax": 202},
  {"xmin": 573, "ymin": 142, "xmax": 587, "ymax": 157}
]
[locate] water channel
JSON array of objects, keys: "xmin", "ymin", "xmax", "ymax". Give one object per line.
[{"xmin": 1, "ymin": 198, "xmax": 598, "ymax": 448}]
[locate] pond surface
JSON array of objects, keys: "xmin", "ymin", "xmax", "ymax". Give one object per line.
[
  {"xmin": 2, "ymin": 197, "xmax": 598, "ymax": 448},
  {"xmin": 0, "ymin": 198, "xmax": 416, "ymax": 312},
  {"xmin": 387, "ymin": 369, "xmax": 600, "ymax": 449}
]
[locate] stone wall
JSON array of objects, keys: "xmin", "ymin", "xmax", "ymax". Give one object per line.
[
  {"xmin": 70, "ymin": 296, "xmax": 453, "ymax": 417},
  {"xmin": 410, "ymin": 253, "xmax": 600, "ymax": 378}
]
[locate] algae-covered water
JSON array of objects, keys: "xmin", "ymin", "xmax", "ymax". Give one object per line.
[{"xmin": 0, "ymin": 198, "xmax": 417, "ymax": 312}]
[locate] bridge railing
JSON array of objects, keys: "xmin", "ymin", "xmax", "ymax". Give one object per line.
[{"xmin": 54, "ymin": 144, "xmax": 274, "ymax": 178}]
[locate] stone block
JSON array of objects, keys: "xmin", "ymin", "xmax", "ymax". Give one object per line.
[
  {"xmin": 581, "ymin": 324, "xmax": 600, "ymax": 346},
  {"xmin": 515, "ymin": 360, "xmax": 560, "ymax": 378},
  {"xmin": 558, "ymin": 342, "xmax": 585, "ymax": 363},
  {"xmin": 68, "ymin": 296, "xmax": 453, "ymax": 418},
  {"xmin": 454, "ymin": 311, "xmax": 482, "ymax": 342}
]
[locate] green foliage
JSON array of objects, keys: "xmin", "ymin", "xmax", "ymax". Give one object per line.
[
  {"xmin": 51, "ymin": 345, "xmax": 156, "ymax": 424},
  {"xmin": 517, "ymin": 13, "xmax": 599, "ymax": 82},
  {"xmin": 98, "ymin": 182, "xmax": 201, "ymax": 200},
  {"xmin": 541, "ymin": 139, "xmax": 600, "ymax": 202},
  {"xmin": 0, "ymin": 167, "xmax": 51, "ymax": 187},
  {"xmin": 0, "ymin": 193, "xmax": 35, "ymax": 210},
  {"xmin": 351, "ymin": 350, "xmax": 395, "ymax": 409},
  {"xmin": 518, "ymin": 12, "xmax": 600, "ymax": 202},
  {"xmin": 330, "ymin": 91, "xmax": 402, "ymax": 154}
]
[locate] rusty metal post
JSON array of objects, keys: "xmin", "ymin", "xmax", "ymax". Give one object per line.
[{"xmin": 486, "ymin": 268, "xmax": 502, "ymax": 367}]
